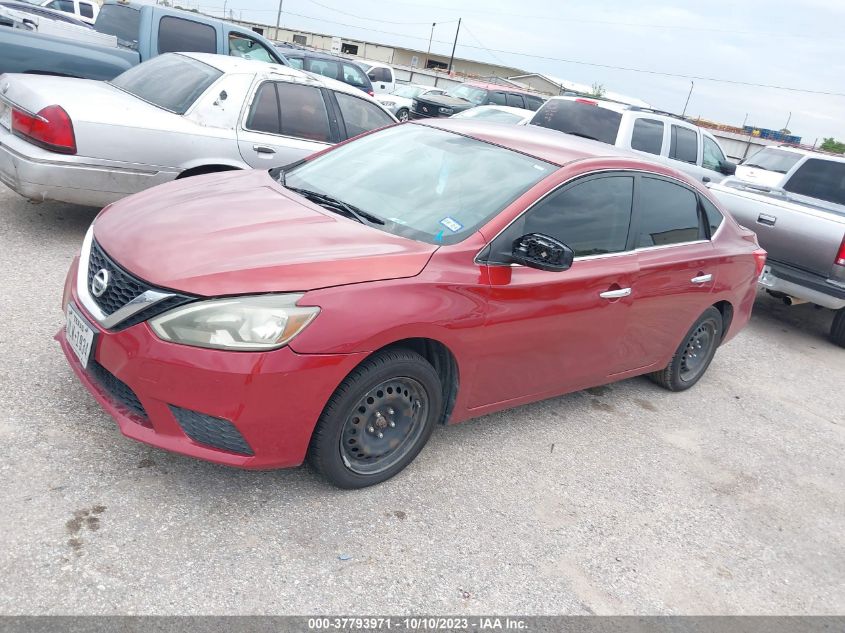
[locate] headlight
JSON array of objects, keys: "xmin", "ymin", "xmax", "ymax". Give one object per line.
[
  {"xmin": 149, "ymin": 294, "xmax": 319, "ymax": 351},
  {"xmin": 438, "ymin": 107, "xmax": 453, "ymax": 114}
]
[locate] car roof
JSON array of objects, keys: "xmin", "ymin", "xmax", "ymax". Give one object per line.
[
  {"xmin": 463, "ymin": 81, "xmax": 543, "ymax": 96},
  {"xmin": 278, "ymin": 48, "xmax": 360, "ymax": 64},
  {"xmin": 468, "ymin": 105, "xmax": 534, "ymax": 115},
  {"xmin": 416, "ymin": 118, "xmax": 642, "ymax": 167}
]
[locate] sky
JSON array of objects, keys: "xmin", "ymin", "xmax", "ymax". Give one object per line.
[{"xmin": 201, "ymin": 0, "xmax": 844, "ymax": 143}]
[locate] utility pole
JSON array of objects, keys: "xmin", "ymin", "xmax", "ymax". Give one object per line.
[
  {"xmin": 222, "ymin": 0, "xmax": 226, "ymax": 19},
  {"xmin": 447, "ymin": 17, "xmax": 461, "ymax": 73},
  {"xmin": 784, "ymin": 111, "xmax": 792, "ymax": 131},
  {"xmin": 681, "ymin": 80, "xmax": 693, "ymax": 118},
  {"xmin": 275, "ymin": 0, "xmax": 283, "ymax": 40},
  {"xmin": 427, "ymin": 23, "xmax": 435, "ymax": 56},
  {"xmin": 742, "ymin": 113, "xmax": 748, "ymax": 128}
]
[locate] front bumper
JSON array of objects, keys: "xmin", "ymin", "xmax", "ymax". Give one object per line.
[
  {"xmin": 759, "ymin": 260, "xmax": 845, "ymax": 310},
  {"xmin": 59, "ymin": 258, "xmax": 367, "ymax": 469},
  {"xmin": 0, "ymin": 127, "xmax": 178, "ymax": 207}
]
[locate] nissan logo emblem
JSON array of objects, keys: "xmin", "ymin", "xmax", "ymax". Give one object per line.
[{"xmin": 91, "ymin": 269, "xmax": 110, "ymax": 298}]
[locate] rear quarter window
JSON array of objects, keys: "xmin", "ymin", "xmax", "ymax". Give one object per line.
[{"xmin": 784, "ymin": 159, "xmax": 845, "ymax": 207}]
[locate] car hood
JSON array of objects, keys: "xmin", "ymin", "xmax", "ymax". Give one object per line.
[
  {"xmin": 92, "ymin": 170, "xmax": 437, "ymax": 297},
  {"xmin": 417, "ymin": 94, "xmax": 474, "ymax": 111}
]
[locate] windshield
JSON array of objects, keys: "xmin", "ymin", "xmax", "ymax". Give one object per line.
[
  {"xmin": 446, "ymin": 84, "xmax": 488, "ymax": 105},
  {"xmin": 94, "ymin": 3, "xmax": 140, "ymax": 48},
  {"xmin": 530, "ymin": 99, "xmax": 622, "ymax": 145},
  {"xmin": 109, "ymin": 54, "xmax": 222, "ymax": 114},
  {"xmin": 284, "ymin": 124, "xmax": 555, "ymax": 245},
  {"xmin": 392, "ymin": 85, "xmax": 424, "ymax": 99},
  {"xmin": 742, "ymin": 148, "xmax": 803, "ymax": 174}
]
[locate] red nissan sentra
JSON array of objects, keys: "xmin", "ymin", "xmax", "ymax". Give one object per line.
[{"xmin": 59, "ymin": 120, "xmax": 765, "ymax": 488}]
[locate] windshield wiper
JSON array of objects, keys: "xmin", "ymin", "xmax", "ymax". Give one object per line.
[
  {"xmin": 269, "ymin": 159, "xmax": 307, "ymax": 186},
  {"xmin": 564, "ymin": 131, "xmax": 600, "ymax": 141},
  {"xmin": 286, "ymin": 186, "xmax": 385, "ymax": 225}
]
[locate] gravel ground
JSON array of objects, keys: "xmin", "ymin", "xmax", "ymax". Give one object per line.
[{"xmin": 0, "ymin": 184, "xmax": 843, "ymax": 615}]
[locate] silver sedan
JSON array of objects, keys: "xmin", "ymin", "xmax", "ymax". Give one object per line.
[{"xmin": 0, "ymin": 52, "xmax": 397, "ymax": 207}]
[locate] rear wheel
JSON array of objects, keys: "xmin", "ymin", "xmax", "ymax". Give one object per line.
[
  {"xmin": 308, "ymin": 348, "xmax": 443, "ymax": 488},
  {"xmin": 830, "ymin": 309, "xmax": 845, "ymax": 348},
  {"xmin": 396, "ymin": 108, "xmax": 410, "ymax": 122},
  {"xmin": 649, "ymin": 307, "xmax": 723, "ymax": 392}
]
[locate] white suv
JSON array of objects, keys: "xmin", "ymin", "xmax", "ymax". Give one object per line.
[{"xmin": 529, "ymin": 96, "xmax": 736, "ymax": 183}]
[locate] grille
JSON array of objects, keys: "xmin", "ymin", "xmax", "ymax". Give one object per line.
[
  {"xmin": 86, "ymin": 240, "xmax": 195, "ymax": 330},
  {"xmin": 86, "ymin": 360, "xmax": 148, "ymax": 422},
  {"xmin": 170, "ymin": 406, "xmax": 254, "ymax": 456}
]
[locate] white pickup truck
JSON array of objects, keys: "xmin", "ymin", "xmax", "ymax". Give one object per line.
[{"xmin": 709, "ymin": 152, "xmax": 845, "ymax": 346}]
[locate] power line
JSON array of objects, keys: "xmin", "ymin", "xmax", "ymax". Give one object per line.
[
  {"xmin": 461, "ymin": 24, "xmax": 507, "ymax": 68},
  {"xmin": 303, "ymin": 0, "xmax": 458, "ymax": 26},
  {"xmin": 215, "ymin": 5, "xmax": 845, "ymax": 97}
]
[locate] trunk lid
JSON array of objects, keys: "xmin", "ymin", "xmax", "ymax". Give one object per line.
[{"xmin": 92, "ymin": 169, "xmax": 437, "ymax": 296}]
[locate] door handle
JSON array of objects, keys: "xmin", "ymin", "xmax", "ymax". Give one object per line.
[
  {"xmin": 757, "ymin": 213, "xmax": 776, "ymax": 226},
  {"xmin": 253, "ymin": 145, "xmax": 276, "ymax": 155},
  {"xmin": 599, "ymin": 288, "xmax": 632, "ymax": 299},
  {"xmin": 691, "ymin": 274, "xmax": 713, "ymax": 284}
]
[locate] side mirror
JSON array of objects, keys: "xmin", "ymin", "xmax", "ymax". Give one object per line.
[
  {"xmin": 719, "ymin": 160, "xmax": 737, "ymax": 176},
  {"xmin": 511, "ymin": 233, "xmax": 574, "ymax": 272}
]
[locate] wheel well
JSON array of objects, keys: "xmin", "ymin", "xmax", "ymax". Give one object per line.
[
  {"xmin": 377, "ymin": 338, "xmax": 459, "ymax": 425},
  {"xmin": 176, "ymin": 165, "xmax": 240, "ymax": 179},
  {"xmin": 713, "ymin": 300, "xmax": 734, "ymax": 342}
]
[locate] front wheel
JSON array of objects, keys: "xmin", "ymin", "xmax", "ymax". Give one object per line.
[
  {"xmin": 649, "ymin": 306, "xmax": 723, "ymax": 392},
  {"xmin": 308, "ymin": 348, "xmax": 443, "ymax": 488},
  {"xmin": 396, "ymin": 108, "xmax": 410, "ymax": 122},
  {"xmin": 831, "ymin": 309, "xmax": 845, "ymax": 348}
]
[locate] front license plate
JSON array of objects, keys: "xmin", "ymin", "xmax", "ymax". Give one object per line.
[
  {"xmin": 66, "ymin": 303, "xmax": 96, "ymax": 369},
  {"xmin": 0, "ymin": 103, "xmax": 10, "ymax": 131}
]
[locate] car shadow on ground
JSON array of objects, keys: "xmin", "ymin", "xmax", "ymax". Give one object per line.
[
  {"xmin": 748, "ymin": 290, "xmax": 836, "ymax": 345},
  {"xmin": 4, "ymin": 195, "xmax": 99, "ymax": 240}
]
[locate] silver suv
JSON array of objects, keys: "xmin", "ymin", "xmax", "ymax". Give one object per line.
[{"xmin": 529, "ymin": 96, "xmax": 736, "ymax": 184}]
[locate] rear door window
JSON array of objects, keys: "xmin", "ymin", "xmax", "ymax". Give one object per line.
[
  {"xmin": 669, "ymin": 125, "xmax": 698, "ymax": 164},
  {"xmin": 277, "ymin": 82, "xmax": 332, "ymax": 142},
  {"xmin": 531, "ymin": 99, "xmax": 622, "ymax": 145},
  {"xmin": 308, "ymin": 59, "xmax": 340, "ymax": 81},
  {"xmin": 335, "ymin": 92, "xmax": 394, "ymax": 138},
  {"xmin": 784, "ymin": 159, "xmax": 845, "ymax": 207},
  {"xmin": 635, "ymin": 177, "xmax": 704, "ymax": 247},
  {"xmin": 630, "ymin": 118, "xmax": 664, "ymax": 155},
  {"xmin": 158, "ymin": 16, "xmax": 216, "ymax": 54},
  {"xmin": 506, "ymin": 93, "xmax": 525, "ymax": 108}
]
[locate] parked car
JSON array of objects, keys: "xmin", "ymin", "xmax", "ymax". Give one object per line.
[
  {"xmin": 529, "ymin": 97, "xmax": 736, "ymax": 184},
  {"xmin": 376, "ymin": 84, "xmax": 446, "ymax": 122},
  {"xmin": 410, "ymin": 81, "xmax": 545, "ymax": 119},
  {"xmin": 0, "ymin": 0, "xmax": 288, "ymax": 80},
  {"xmin": 709, "ymin": 154, "xmax": 845, "ymax": 346},
  {"xmin": 355, "ymin": 60, "xmax": 396, "ymax": 94},
  {"xmin": 1, "ymin": 0, "xmax": 91, "ymax": 27},
  {"xmin": 274, "ymin": 44, "xmax": 374, "ymax": 96},
  {"xmin": 0, "ymin": 52, "xmax": 396, "ymax": 207},
  {"xmin": 40, "ymin": 0, "xmax": 97, "ymax": 25},
  {"xmin": 59, "ymin": 119, "xmax": 764, "ymax": 488},
  {"xmin": 733, "ymin": 145, "xmax": 815, "ymax": 188},
  {"xmin": 450, "ymin": 104, "xmax": 533, "ymax": 125}
]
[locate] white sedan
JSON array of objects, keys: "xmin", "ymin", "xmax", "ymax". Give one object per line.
[
  {"xmin": 450, "ymin": 105, "xmax": 534, "ymax": 125},
  {"xmin": 376, "ymin": 84, "xmax": 446, "ymax": 122},
  {"xmin": 0, "ymin": 53, "xmax": 397, "ymax": 207}
]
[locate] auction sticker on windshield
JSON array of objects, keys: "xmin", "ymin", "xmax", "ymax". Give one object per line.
[
  {"xmin": 0, "ymin": 102, "xmax": 10, "ymax": 131},
  {"xmin": 66, "ymin": 303, "xmax": 96, "ymax": 369}
]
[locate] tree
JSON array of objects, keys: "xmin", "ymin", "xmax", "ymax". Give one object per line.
[
  {"xmin": 820, "ymin": 138, "xmax": 845, "ymax": 154},
  {"xmin": 589, "ymin": 82, "xmax": 606, "ymax": 98}
]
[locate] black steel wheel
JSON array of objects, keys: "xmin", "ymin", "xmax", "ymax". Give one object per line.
[
  {"xmin": 308, "ymin": 348, "xmax": 443, "ymax": 488},
  {"xmin": 649, "ymin": 306, "xmax": 723, "ymax": 392}
]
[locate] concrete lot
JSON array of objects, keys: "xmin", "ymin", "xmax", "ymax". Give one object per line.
[{"xmin": 0, "ymin": 184, "xmax": 843, "ymax": 615}]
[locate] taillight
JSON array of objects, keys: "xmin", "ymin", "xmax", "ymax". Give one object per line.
[
  {"xmin": 836, "ymin": 235, "xmax": 845, "ymax": 267},
  {"xmin": 753, "ymin": 248, "xmax": 767, "ymax": 277},
  {"xmin": 368, "ymin": 90, "xmax": 374, "ymax": 97},
  {"xmin": 11, "ymin": 105, "xmax": 76, "ymax": 154}
]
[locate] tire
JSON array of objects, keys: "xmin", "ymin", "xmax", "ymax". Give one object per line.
[
  {"xmin": 831, "ymin": 309, "xmax": 845, "ymax": 348},
  {"xmin": 648, "ymin": 306, "xmax": 723, "ymax": 392},
  {"xmin": 308, "ymin": 348, "xmax": 443, "ymax": 489},
  {"xmin": 396, "ymin": 108, "xmax": 410, "ymax": 122}
]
